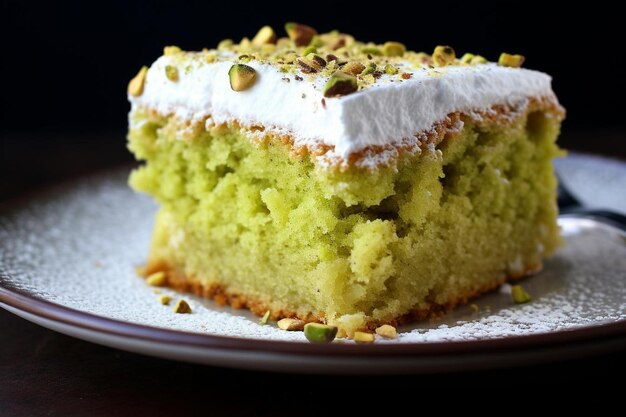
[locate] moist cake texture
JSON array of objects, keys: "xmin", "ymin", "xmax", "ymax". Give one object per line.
[{"xmin": 127, "ymin": 24, "xmax": 564, "ymax": 335}]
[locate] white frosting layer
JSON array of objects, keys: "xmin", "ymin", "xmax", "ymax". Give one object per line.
[{"xmin": 129, "ymin": 54, "xmax": 557, "ymax": 159}]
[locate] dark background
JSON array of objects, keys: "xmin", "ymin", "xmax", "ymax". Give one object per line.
[
  {"xmin": 1, "ymin": 1, "xmax": 624, "ymax": 414},
  {"xmin": 1, "ymin": 0, "xmax": 625, "ymax": 197},
  {"xmin": 2, "ymin": 1, "xmax": 625, "ymax": 133}
]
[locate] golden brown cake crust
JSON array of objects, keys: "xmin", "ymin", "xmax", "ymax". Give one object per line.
[{"xmin": 142, "ymin": 259, "xmax": 541, "ymax": 331}]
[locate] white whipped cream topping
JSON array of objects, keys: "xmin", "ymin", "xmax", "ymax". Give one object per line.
[{"xmin": 129, "ymin": 54, "xmax": 557, "ymax": 159}]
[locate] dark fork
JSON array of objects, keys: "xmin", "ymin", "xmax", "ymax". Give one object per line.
[{"xmin": 557, "ymin": 174, "xmax": 626, "ymax": 232}]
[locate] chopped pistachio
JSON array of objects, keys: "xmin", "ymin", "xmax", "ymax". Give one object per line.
[
  {"xmin": 217, "ymin": 39, "xmax": 234, "ymax": 50},
  {"xmin": 330, "ymin": 37, "xmax": 347, "ymax": 51},
  {"xmin": 460, "ymin": 53, "xmax": 475, "ymax": 64},
  {"xmin": 252, "ymin": 25, "xmax": 276, "ymax": 46},
  {"xmin": 285, "ymin": 51, "xmax": 299, "ymax": 63},
  {"xmin": 277, "ymin": 318, "xmax": 305, "ymax": 331},
  {"xmin": 127, "ymin": 66, "xmax": 148, "ymax": 97},
  {"xmin": 361, "ymin": 62, "xmax": 377, "ymax": 75},
  {"xmin": 323, "ymin": 71, "xmax": 358, "ymax": 97},
  {"xmin": 471, "ymin": 55, "xmax": 488, "ymax": 64},
  {"xmin": 239, "ymin": 37, "xmax": 252, "ymax": 51},
  {"xmin": 384, "ymin": 64, "xmax": 398, "ymax": 75},
  {"xmin": 375, "ymin": 324, "xmax": 397, "ymax": 339},
  {"xmin": 228, "ymin": 64, "xmax": 257, "ymax": 91},
  {"xmin": 354, "ymin": 331, "xmax": 375, "ymax": 344},
  {"xmin": 165, "ymin": 65, "xmax": 179, "ymax": 82},
  {"xmin": 296, "ymin": 57, "xmax": 317, "ymax": 73},
  {"xmin": 302, "ymin": 46, "xmax": 317, "ymax": 56},
  {"xmin": 383, "ymin": 41, "xmax": 406, "ymax": 57},
  {"xmin": 259, "ymin": 310, "xmax": 270, "ymax": 324},
  {"xmin": 158, "ymin": 295, "xmax": 172, "ymax": 305},
  {"xmin": 342, "ymin": 61, "xmax": 365, "ymax": 76},
  {"xmin": 361, "ymin": 46, "xmax": 382, "ymax": 56},
  {"xmin": 511, "ymin": 284, "xmax": 531, "ymax": 304},
  {"xmin": 146, "ymin": 271, "xmax": 166, "ymax": 286},
  {"xmin": 308, "ymin": 34, "xmax": 324, "ymax": 48},
  {"xmin": 499, "ymin": 53, "xmax": 525, "ymax": 68},
  {"xmin": 304, "ymin": 323, "xmax": 338, "ymax": 343},
  {"xmin": 297, "ymin": 54, "xmax": 325, "ymax": 73},
  {"xmin": 238, "ymin": 54, "xmax": 253, "ymax": 63},
  {"xmin": 308, "ymin": 53, "xmax": 326, "ymax": 69},
  {"xmin": 432, "ymin": 45, "xmax": 456, "ymax": 67},
  {"xmin": 261, "ymin": 44, "xmax": 276, "ymax": 54},
  {"xmin": 163, "ymin": 45, "xmax": 181, "ymax": 56},
  {"xmin": 285, "ymin": 22, "xmax": 317, "ymax": 47},
  {"xmin": 173, "ymin": 299, "xmax": 192, "ymax": 314}
]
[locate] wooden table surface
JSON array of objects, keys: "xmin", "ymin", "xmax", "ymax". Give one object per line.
[{"xmin": 1, "ymin": 130, "xmax": 624, "ymax": 414}]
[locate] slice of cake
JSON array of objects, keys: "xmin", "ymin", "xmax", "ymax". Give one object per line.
[{"xmin": 127, "ymin": 24, "xmax": 564, "ymax": 335}]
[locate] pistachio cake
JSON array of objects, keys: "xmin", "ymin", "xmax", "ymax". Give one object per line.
[{"xmin": 127, "ymin": 24, "xmax": 564, "ymax": 335}]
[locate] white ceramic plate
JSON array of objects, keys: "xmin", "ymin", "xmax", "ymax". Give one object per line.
[{"xmin": 1, "ymin": 153, "xmax": 625, "ymax": 374}]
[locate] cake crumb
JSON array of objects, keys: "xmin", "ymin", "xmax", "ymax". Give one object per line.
[
  {"xmin": 375, "ymin": 325, "xmax": 397, "ymax": 339},
  {"xmin": 146, "ymin": 271, "xmax": 166, "ymax": 286},
  {"xmin": 259, "ymin": 310, "xmax": 270, "ymax": 324},
  {"xmin": 159, "ymin": 295, "xmax": 172, "ymax": 305},
  {"xmin": 173, "ymin": 299, "xmax": 192, "ymax": 314},
  {"xmin": 354, "ymin": 331, "xmax": 376, "ymax": 344}
]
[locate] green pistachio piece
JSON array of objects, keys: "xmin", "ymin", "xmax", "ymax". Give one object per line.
[
  {"xmin": 460, "ymin": 53, "xmax": 475, "ymax": 64},
  {"xmin": 163, "ymin": 45, "xmax": 182, "ymax": 56},
  {"xmin": 342, "ymin": 62, "xmax": 365, "ymax": 76},
  {"xmin": 432, "ymin": 45, "xmax": 456, "ymax": 67},
  {"xmin": 354, "ymin": 331, "xmax": 375, "ymax": 344},
  {"xmin": 128, "ymin": 66, "xmax": 148, "ymax": 97},
  {"xmin": 323, "ymin": 71, "xmax": 358, "ymax": 97},
  {"xmin": 511, "ymin": 285, "xmax": 531, "ymax": 304},
  {"xmin": 238, "ymin": 54, "xmax": 253, "ymax": 63},
  {"xmin": 384, "ymin": 64, "xmax": 398, "ymax": 75},
  {"xmin": 228, "ymin": 64, "xmax": 257, "ymax": 91},
  {"xmin": 304, "ymin": 323, "xmax": 338, "ymax": 343},
  {"xmin": 252, "ymin": 25, "xmax": 276, "ymax": 46},
  {"xmin": 308, "ymin": 34, "xmax": 324, "ymax": 48},
  {"xmin": 302, "ymin": 46, "xmax": 317, "ymax": 56},
  {"xmin": 471, "ymin": 55, "xmax": 488, "ymax": 64},
  {"xmin": 165, "ymin": 65, "xmax": 179, "ymax": 82},
  {"xmin": 259, "ymin": 310, "xmax": 270, "ymax": 324},
  {"xmin": 217, "ymin": 39, "xmax": 234, "ymax": 51},
  {"xmin": 499, "ymin": 53, "xmax": 525, "ymax": 67},
  {"xmin": 361, "ymin": 46, "xmax": 382, "ymax": 56},
  {"xmin": 297, "ymin": 53, "xmax": 326, "ymax": 73},
  {"xmin": 285, "ymin": 22, "xmax": 317, "ymax": 47},
  {"xmin": 383, "ymin": 41, "xmax": 406, "ymax": 57},
  {"xmin": 361, "ymin": 62, "xmax": 377, "ymax": 75}
]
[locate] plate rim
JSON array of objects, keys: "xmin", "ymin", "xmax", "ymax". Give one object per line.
[{"xmin": 2, "ymin": 275, "xmax": 626, "ymax": 358}]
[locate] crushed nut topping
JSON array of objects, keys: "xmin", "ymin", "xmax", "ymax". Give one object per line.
[{"xmin": 138, "ymin": 24, "xmax": 527, "ymax": 99}]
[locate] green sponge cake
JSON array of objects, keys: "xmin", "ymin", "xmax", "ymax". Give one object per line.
[{"xmin": 127, "ymin": 24, "xmax": 564, "ymax": 336}]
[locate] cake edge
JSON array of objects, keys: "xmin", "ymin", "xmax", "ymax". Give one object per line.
[{"xmin": 140, "ymin": 259, "xmax": 542, "ymax": 333}]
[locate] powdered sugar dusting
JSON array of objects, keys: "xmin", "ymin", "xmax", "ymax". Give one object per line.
[{"xmin": 1, "ymin": 156, "xmax": 625, "ymax": 344}]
